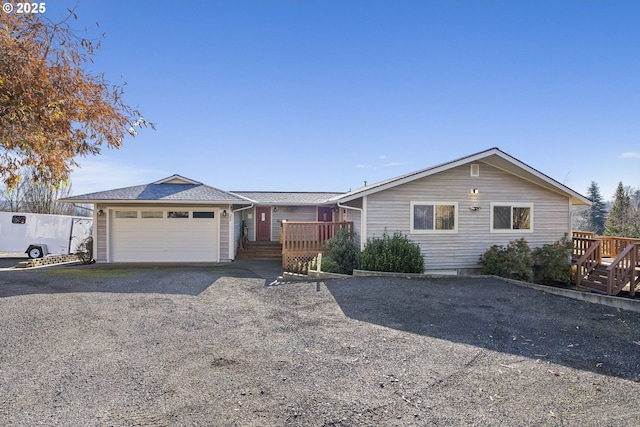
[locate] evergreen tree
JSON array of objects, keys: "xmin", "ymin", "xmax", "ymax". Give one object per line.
[
  {"xmin": 630, "ymin": 187, "xmax": 640, "ymax": 237},
  {"xmin": 604, "ymin": 182, "xmax": 636, "ymax": 237},
  {"xmin": 632, "ymin": 188, "xmax": 640, "ymax": 209},
  {"xmin": 584, "ymin": 181, "xmax": 607, "ymax": 235}
]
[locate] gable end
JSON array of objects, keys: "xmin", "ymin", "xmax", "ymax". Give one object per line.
[{"xmin": 153, "ymin": 175, "xmax": 202, "ymax": 185}]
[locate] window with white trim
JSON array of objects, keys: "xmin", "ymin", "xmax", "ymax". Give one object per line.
[
  {"xmin": 141, "ymin": 211, "xmax": 163, "ymax": 219},
  {"xmin": 491, "ymin": 203, "xmax": 533, "ymax": 232},
  {"xmin": 115, "ymin": 210, "xmax": 137, "ymax": 219},
  {"xmin": 193, "ymin": 211, "xmax": 215, "ymax": 219},
  {"xmin": 410, "ymin": 202, "xmax": 457, "ymax": 233},
  {"xmin": 168, "ymin": 211, "xmax": 189, "ymax": 219}
]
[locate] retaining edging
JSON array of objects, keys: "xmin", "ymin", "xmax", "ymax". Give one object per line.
[
  {"xmin": 496, "ymin": 276, "xmax": 640, "ymax": 314},
  {"xmin": 285, "ymin": 268, "xmax": 640, "ymax": 314},
  {"xmin": 16, "ymin": 254, "xmax": 83, "ymax": 269}
]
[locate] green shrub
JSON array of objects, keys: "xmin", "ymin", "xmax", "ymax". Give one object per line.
[
  {"xmin": 479, "ymin": 238, "xmax": 533, "ymax": 281},
  {"xmin": 321, "ymin": 229, "xmax": 360, "ymax": 274},
  {"xmin": 359, "ymin": 230, "xmax": 425, "ymax": 274},
  {"xmin": 532, "ymin": 235, "xmax": 573, "ymax": 286}
]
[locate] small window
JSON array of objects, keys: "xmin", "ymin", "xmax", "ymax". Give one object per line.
[
  {"xmin": 491, "ymin": 203, "xmax": 533, "ymax": 232},
  {"xmin": 168, "ymin": 211, "xmax": 189, "ymax": 218},
  {"xmin": 193, "ymin": 211, "xmax": 215, "ymax": 219},
  {"xmin": 411, "ymin": 202, "xmax": 457, "ymax": 233},
  {"xmin": 470, "ymin": 163, "xmax": 480, "ymax": 177},
  {"xmin": 141, "ymin": 211, "xmax": 163, "ymax": 219},
  {"xmin": 12, "ymin": 215, "xmax": 26, "ymax": 224},
  {"xmin": 115, "ymin": 211, "xmax": 138, "ymax": 219}
]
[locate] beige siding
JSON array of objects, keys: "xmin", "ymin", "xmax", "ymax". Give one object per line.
[
  {"xmin": 96, "ymin": 203, "xmax": 108, "ymax": 262},
  {"xmin": 272, "ymin": 206, "xmax": 317, "ymax": 242},
  {"xmin": 340, "ymin": 199, "xmax": 363, "ymax": 249},
  {"xmin": 233, "ymin": 211, "xmax": 243, "ymax": 256},
  {"xmin": 239, "ymin": 209, "xmax": 256, "ymax": 241},
  {"xmin": 364, "ymin": 162, "xmax": 571, "ymax": 272},
  {"xmin": 240, "ymin": 206, "xmax": 320, "ymax": 242},
  {"xmin": 219, "ymin": 206, "xmax": 231, "ymax": 262}
]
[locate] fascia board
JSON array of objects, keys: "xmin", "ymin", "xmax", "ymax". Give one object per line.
[
  {"xmin": 336, "ymin": 148, "xmax": 591, "ymax": 206},
  {"xmin": 336, "ymin": 149, "xmax": 503, "ymax": 203},
  {"xmin": 152, "ymin": 174, "xmax": 202, "ymax": 185},
  {"xmin": 57, "ymin": 199, "xmax": 251, "ymax": 204},
  {"xmin": 482, "ymin": 151, "xmax": 592, "ymax": 206}
]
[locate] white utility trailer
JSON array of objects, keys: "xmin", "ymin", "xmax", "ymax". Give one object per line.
[{"xmin": 0, "ymin": 212, "xmax": 93, "ymax": 258}]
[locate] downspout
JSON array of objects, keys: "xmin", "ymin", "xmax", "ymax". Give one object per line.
[
  {"xmin": 233, "ymin": 204, "xmax": 255, "ymax": 214},
  {"xmin": 337, "ymin": 201, "xmax": 365, "ymax": 250},
  {"xmin": 568, "ymin": 198, "xmax": 572, "ymax": 234},
  {"xmin": 232, "ymin": 204, "xmax": 255, "ymax": 233}
]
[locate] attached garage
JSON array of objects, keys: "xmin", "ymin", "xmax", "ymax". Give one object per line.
[
  {"xmin": 110, "ymin": 208, "xmax": 220, "ymax": 262},
  {"xmin": 60, "ymin": 175, "xmax": 252, "ymax": 263}
]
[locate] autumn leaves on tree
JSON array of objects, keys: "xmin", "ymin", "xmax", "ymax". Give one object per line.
[{"xmin": 0, "ymin": 9, "xmax": 152, "ymax": 189}]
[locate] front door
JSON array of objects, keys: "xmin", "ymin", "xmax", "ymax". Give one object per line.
[
  {"xmin": 256, "ymin": 206, "xmax": 271, "ymax": 241},
  {"xmin": 318, "ymin": 207, "xmax": 333, "ymax": 222},
  {"xmin": 317, "ymin": 207, "xmax": 333, "ymax": 242}
]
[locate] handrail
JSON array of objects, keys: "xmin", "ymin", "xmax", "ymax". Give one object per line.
[
  {"xmin": 573, "ymin": 238, "xmax": 601, "ymax": 287},
  {"xmin": 606, "ymin": 242, "xmax": 639, "ymax": 296},
  {"xmin": 599, "ymin": 236, "xmax": 640, "ymax": 258},
  {"xmin": 572, "ymin": 237, "xmax": 599, "ymax": 259},
  {"xmin": 572, "ymin": 232, "xmax": 640, "ymax": 258},
  {"xmin": 572, "ymin": 230, "xmax": 596, "ymax": 239}
]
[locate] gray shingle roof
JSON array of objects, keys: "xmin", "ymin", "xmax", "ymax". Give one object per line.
[
  {"xmin": 62, "ymin": 182, "xmax": 249, "ymax": 203},
  {"xmin": 233, "ymin": 191, "xmax": 344, "ymax": 205}
]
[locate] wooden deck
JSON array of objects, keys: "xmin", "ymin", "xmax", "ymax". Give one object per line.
[
  {"xmin": 572, "ymin": 232, "xmax": 640, "ymax": 296},
  {"xmin": 281, "ymin": 221, "xmax": 353, "ymax": 273}
]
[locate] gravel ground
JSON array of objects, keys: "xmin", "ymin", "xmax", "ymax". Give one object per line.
[{"xmin": 1, "ymin": 261, "xmax": 640, "ymax": 426}]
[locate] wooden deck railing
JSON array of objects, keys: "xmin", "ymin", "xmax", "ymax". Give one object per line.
[
  {"xmin": 573, "ymin": 238, "xmax": 601, "ymax": 288},
  {"xmin": 600, "ymin": 237, "xmax": 640, "ymax": 258},
  {"xmin": 572, "ymin": 237, "xmax": 599, "ymax": 259},
  {"xmin": 572, "ymin": 231, "xmax": 596, "ymax": 239},
  {"xmin": 606, "ymin": 242, "xmax": 639, "ymax": 296},
  {"xmin": 572, "ymin": 232, "xmax": 640, "ymax": 295},
  {"xmin": 281, "ymin": 221, "xmax": 354, "ymax": 272},
  {"xmin": 572, "ymin": 231, "xmax": 640, "ymax": 258}
]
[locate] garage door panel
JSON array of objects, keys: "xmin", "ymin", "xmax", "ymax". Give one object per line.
[{"xmin": 111, "ymin": 211, "xmax": 219, "ymax": 262}]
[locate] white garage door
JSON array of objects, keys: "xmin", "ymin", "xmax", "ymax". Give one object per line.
[{"xmin": 110, "ymin": 209, "xmax": 219, "ymax": 262}]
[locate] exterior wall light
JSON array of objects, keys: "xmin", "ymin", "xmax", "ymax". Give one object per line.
[
  {"xmin": 469, "ymin": 206, "xmax": 481, "ymax": 211},
  {"xmin": 273, "ymin": 207, "xmax": 278, "ymax": 212},
  {"xmin": 97, "ymin": 209, "xmax": 104, "ymax": 216},
  {"xmin": 222, "ymin": 209, "xmax": 227, "ymax": 217},
  {"xmin": 471, "ymin": 188, "xmax": 479, "ymax": 194}
]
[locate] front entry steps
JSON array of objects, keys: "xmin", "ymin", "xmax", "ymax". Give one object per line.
[
  {"xmin": 576, "ymin": 264, "xmax": 609, "ymax": 294},
  {"xmin": 576, "ymin": 262, "xmax": 640, "ymax": 296},
  {"xmin": 236, "ymin": 241, "xmax": 282, "ymax": 260}
]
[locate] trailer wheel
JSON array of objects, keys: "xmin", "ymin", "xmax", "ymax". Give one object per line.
[{"xmin": 27, "ymin": 246, "xmax": 44, "ymax": 259}]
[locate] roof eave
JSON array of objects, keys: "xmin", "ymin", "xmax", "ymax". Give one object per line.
[
  {"xmin": 336, "ymin": 148, "xmax": 591, "ymax": 205},
  {"xmin": 481, "ymin": 151, "xmax": 592, "ymax": 206},
  {"xmin": 58, "ymin": 199, "xmax": 252, "ymax": 204}
]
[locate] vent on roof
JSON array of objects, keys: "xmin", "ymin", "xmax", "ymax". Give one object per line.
[{"xmin": 470, "ymin": 164, "xmax": 480, "ymax": 177}]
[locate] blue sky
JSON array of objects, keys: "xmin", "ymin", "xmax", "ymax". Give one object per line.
[{"xmin": 43, "ymin": 1, "xmax": 640, "ymax": 200}]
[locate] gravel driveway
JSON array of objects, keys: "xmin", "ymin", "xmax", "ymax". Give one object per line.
[{"xmin": 1, "ymin": 261, "xmax": 640, "ymax": 426}]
